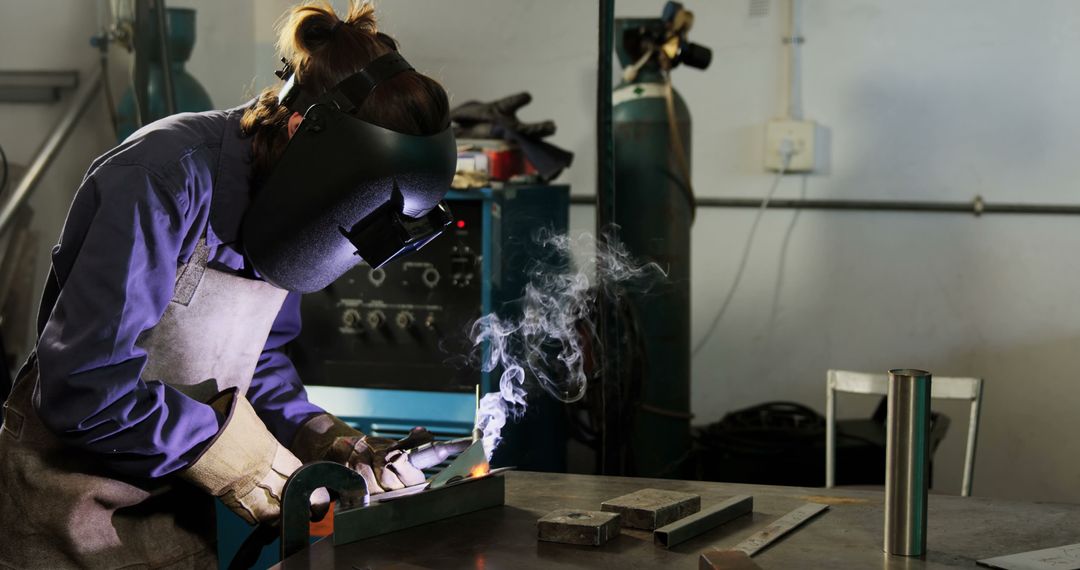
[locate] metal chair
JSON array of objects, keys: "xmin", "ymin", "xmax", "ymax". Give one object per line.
[{"xmin": 825, "ymin": 369, "xmax": 983, "ymax": 497}]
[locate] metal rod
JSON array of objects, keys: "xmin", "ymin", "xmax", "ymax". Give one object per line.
[
  {"xmin": 153, "ymin": 0, "xmax": 176, "ymax": 115},
  {"xmin": 0, "ymin": 68, "xmax": 103, "ymax": 235},
  {"xmin": 569, "ymin": 194, "xmax": 1080, "ymax": 216},
  {"xmin": 885, "ymin": 368, "xmax": 932, "ymax": 557},
  {"xmin": 654, "ymin": 495, "xmax": 753, "ymax": 548}
]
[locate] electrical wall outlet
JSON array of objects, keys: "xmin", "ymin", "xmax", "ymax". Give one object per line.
[{"xmin": 765, "ymin": 118, "xmax": 816, "ymax": 172}]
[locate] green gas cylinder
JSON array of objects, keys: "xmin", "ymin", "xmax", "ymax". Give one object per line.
[
  {"xmin": 612, "ymin": 17, "xmax": 694, "ymax": 478},
  {"xmin": 116, "ymin": 8, "xmax": 213, "ymax": 141}
]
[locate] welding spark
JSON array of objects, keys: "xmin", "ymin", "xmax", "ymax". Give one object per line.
[{"xmin": 471, "ymin": 229, "xmax": 664, "ymax": 459}]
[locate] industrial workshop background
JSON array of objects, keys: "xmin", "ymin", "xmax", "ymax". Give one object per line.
[{"xmin": 1, "ymin": 0, "xmax": 1078, "ymax": 506}]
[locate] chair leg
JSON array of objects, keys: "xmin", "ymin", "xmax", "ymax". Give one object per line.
[
  {"xmin": 962, "ymin": 392, "xmax": 982, "ymax": 497},
  {"xmin": 826, "ymin": 387, "xmax": 835, "ymax": 488}
]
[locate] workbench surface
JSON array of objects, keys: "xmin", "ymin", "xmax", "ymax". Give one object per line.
[{"xmin": 275, "ymin": 471, "xmax": 1080, "ymax": 569}]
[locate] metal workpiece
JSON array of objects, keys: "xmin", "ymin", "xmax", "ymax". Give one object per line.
[
  {"xmin": 601, "ymin": 488, "xmax": 702, "ymax": 529},
  {"xmin": 279, "ymin": 461, "xmax": 368, "ymax": 559},
  {"xmin": 654, "ymin": 495, "xmax": 753, "ymax": 548},
  {"xmin": 333, "ymin": 472, "xmax": 505, "ymax": 547},
  {"xmin": 537, "ymin": 510, "xmax": 621, "ymax": 546},
  {"xmin": 885, "ymin": 369, "xmax": 932, "ymax": 557}
]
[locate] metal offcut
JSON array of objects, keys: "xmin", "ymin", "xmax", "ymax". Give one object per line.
[
  {"xmin": 884, "ymin": 368, "xmax": 932, "ymax": 556},
  {"xmin": 601, "ymin": 488, "xmax": 701, "ymax": 530}
]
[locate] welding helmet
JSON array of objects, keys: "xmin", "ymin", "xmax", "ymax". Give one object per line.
[{"xmin": 242, "ymin": 52, "xmax": 456, "ymax": 293}]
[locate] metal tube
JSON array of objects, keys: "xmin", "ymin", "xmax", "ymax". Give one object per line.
[
  {"xmin": 884, "ymin": 368, "xmax": 932, "ymax": 556},
  {"xmin": 153, "ymin": 0, "xmax": 176, "ymax": 115},
  {"xmin": 653, "ymin": 495, "xmax": 752, "ymax": 548},
  {"xmin": 0, "ymin": 68, "xmax": 103, "ymax": 236},
  {"xmin": 568, "ymin": 194, "xmax": 1080, "ymax": 216}
]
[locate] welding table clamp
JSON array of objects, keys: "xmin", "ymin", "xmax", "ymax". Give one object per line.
[{"xmin": 229, "ymin": 438, "xmax": 509, "ymax": 569}]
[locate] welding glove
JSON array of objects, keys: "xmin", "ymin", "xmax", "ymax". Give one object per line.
[
  {"xmin": 292, "ymin": 414, "xmax": 435, "ymax": 494},
  {"xmin": 180, "ymin": 389, "xmax": 330, "ymax": 525},
  {"xmin": 450, "ymin": 92, "xmax": 556, "ymax": 140}
]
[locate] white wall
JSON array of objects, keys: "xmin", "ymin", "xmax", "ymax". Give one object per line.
[{"xmin": 4, "ymin": 1, "xmax": 1077, "ymax": 504}]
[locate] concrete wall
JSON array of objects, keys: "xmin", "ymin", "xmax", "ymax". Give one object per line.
[{"xmin": 3, "ymin": 0, "xmax": 1077, "ymax": 504}]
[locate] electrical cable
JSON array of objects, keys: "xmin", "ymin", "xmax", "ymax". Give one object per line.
[{"xmin": 691, "ymin": 153, "xmax": 792, "ymax": 357}]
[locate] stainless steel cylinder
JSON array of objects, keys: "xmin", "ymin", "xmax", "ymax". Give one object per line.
[{"xmin": 884, "ymin": 368, "xmax": 932, "ymax": 556}]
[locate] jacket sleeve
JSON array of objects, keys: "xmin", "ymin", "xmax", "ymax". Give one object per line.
[
  {"xmin": 245, "ymin": 292, "xmax": 326, "ymax": 447},
  {"xmin": 35, "ymin": 163, "xmax": 223, "ymax": 478}
]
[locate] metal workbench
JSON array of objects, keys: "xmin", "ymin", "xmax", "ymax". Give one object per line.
[{"xmin": 275, "ymin": 471, "xmax": 1080, "ymax": 569}]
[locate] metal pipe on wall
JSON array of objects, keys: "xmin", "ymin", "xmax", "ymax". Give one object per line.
[
  {"xmin": 0, "ymin": 68, "xmax": 103, "ymax": 235},
  {"xmin": 569, "ymin": 194, "xmax": 1080, "ymax": 216}
]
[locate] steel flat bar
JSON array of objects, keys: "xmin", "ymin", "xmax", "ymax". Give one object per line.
[
  {"xmin": 654, "ymin": 495, "xmax": 753, "ymax": 548},
  {"xmin": 732, "ymin": 502, "xmax": 829, "ymax": 556}
]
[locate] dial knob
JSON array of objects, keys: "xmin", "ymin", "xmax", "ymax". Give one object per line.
[
  {"xmin": 341, "ymin": 308, "xmax": 361, "ymax": 327},
  {"xmin": 366, "ymin": 310, "xmax": 386, "ymax": 330},
  {"xmin": 395, "ymin": 311, "xmax": 415, "ymax": 329}
]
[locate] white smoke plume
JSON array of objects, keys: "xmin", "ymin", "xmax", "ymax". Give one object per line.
[{"xmin": 472, "ymin": 229, "xmax": 664, "ymax": 459}]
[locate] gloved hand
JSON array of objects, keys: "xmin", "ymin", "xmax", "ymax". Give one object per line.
[
  {"xmin": 180, "ymin": 389, "xmax": 330, "ymax": 525},
  {"xmin": 292, "ymin": 414, "xmax": 435, "ymax": 494},
  {"xmin": 450, "ymin": 92, "xmax": 556, "ymax": 140}
]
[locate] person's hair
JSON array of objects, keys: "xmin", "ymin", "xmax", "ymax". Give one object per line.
[{"xmin": 241, "ymin": 1, "xmax": 449, "ymax": 182}]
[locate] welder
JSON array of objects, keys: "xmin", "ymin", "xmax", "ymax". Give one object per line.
[{"xmin": 0, "ymin": 2, "xmax": 455, "ymax": 568}]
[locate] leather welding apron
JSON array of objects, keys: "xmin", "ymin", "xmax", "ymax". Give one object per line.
[{"xmin": 0, "ymin": 241, "xmax": 288, "ymax": 569}]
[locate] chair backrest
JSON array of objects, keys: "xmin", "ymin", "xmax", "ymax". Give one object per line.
[{"xmin": 825, "ymin": 369, "xmax": 983, "ymax": 496}]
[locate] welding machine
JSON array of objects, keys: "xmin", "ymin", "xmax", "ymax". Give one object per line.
[{"xmin": 292, "ymin": 184, "xmax": 571, "ymax": 472}]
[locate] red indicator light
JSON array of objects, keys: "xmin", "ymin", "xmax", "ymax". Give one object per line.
[{"xmin": 456, "ymin": 220, "xmax": 466, "ymax": 229}]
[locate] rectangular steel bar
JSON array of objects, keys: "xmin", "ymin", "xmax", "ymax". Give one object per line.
[
  {"xmin": 654, "ymin": 495, "xmax": 753, "ymax": 548},
  {"xmin": 332, "ymin": 473, "xmax": 505, "ymax": 546},
  {"xmin": 601, "ymin": 488, "xmax": 701, "ymax": 529}
]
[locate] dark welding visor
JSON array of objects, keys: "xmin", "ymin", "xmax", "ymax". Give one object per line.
[{"xmin": 343, "ymin": 187, "xmax": 453, "ymax": 269}]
